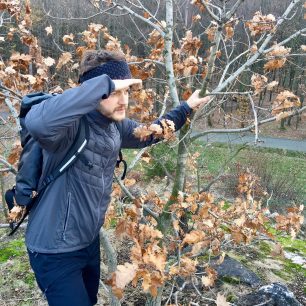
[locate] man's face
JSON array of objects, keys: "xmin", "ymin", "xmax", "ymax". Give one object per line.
[{"xmin": 98, "ymin": 88, "xmax": 129, "ymax": 121}]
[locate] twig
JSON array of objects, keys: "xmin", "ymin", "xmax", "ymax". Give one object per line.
[
  {"xmin": 129, "ymin": 59, "xmax": 165, "ymax": 67},
  {"xmin": 113, "ymin": 174, "xmax": 159, "ymax": 220},
  {"xmin": 165, "ymin": 282, "xmax": 175, "ymax": 306},
  {"xmin": 173, "ymin": 281, "xmax": 187, "ymax": 306},
  {"xmin": 0, "ymin": 157, "xmax": 17, "ymax": 175},
  {"xmin": 248, "ymin": 93, "xmax": 258, "ymax": 143},
  {"xmin": 99, "ymin": 228, "xmax": 120, "ymax": 306},
  {"xmin": 191, "ymin": 279, "xmax": 216, "ymax": 302},
  {"xmin": 0, "ymin": 84, "xmax": 22, "ymax": 99},
  {"xmin": 200, "ymin": 144, "xmax": 247, "ymax": 192},
  {"xmin": 190, "ymin": 105, "xmax": 306, "ymax": 142},
  {"xmin": 3, "ymin": 91, "xmax": 21, "ymax": 131},
  {"xmin": 43, "ymin": 4, "xmax": 116, "ymax": 20}
]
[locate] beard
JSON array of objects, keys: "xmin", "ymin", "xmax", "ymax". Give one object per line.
[{"xmin": 97, "ymin": 104, "xmax": 127, "ymax": 121}]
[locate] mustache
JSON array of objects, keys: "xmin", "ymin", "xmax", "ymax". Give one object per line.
[{"xmin": 114, "ymin": 106, "xmax": 127, "ymax": 111}]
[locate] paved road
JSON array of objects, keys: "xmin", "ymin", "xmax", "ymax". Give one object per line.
[{"xmin": 193, "ymin": 132, "xmax": 306, "ymax": 153}]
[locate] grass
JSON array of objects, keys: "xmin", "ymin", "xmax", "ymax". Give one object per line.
[
  {"xmin": 122, "ymin": 141, "xmax": 306, "ymax": 204},
  {"xmin": 0, "ymin": 238, "xmax": 25, "ymax": 263}
]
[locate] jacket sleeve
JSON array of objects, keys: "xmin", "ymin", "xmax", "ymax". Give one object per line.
[
  {"xmin": 25, "ymin": 75, "xmax": 115, "ymax": 152},
  {"xmin": 119, "ymin": 102, "xmax": 192, "ymax": 149}
]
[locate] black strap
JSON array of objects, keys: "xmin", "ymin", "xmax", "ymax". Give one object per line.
[
  {"xmin": 8, "ymin": 117, "xmax": 89, "ymax": 236},
  {"xmin": 114, "ymin": 122, "xmax": 127, "ymax": 180},
  {"xmin": 40, "ymin": 117, "xmax": 89, "ymax": 190},
  {"xmin": 116, "ymin": 150, "xmax": 127, "ymax": 180}
]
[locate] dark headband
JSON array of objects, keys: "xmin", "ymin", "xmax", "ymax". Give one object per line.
[{"xmin": 79, "ymin": 60, "xmax": 132, "ymax": 83}]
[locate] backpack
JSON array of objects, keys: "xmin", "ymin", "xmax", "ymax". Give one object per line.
[
  {"xmin": 5, "ymin": 92, "xmax": 127, "ymax": 235},
  {"xmin": 5, "ymin": 92, "xmax": 90, "ymax": 235}
]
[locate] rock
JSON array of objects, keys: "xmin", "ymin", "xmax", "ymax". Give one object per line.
[
  {"xmin": 210, "ymin": 255, "xmax": 262, "ymax": 287},
  {"xmin": 236, "ymin": 282, "xmax": 302, "ymax": 306}
]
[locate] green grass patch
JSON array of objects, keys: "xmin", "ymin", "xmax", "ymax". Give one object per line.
[
  {"xmin": 0, "ymin": 239, "xmax": 26, "ymax": 262},
  {"xmin": 122, "ymin": 141, "xmax": 306, "ymax": 205},
  {"xmin": 277, "ymin": 236, "xmax": 306, "ymax": 256}
]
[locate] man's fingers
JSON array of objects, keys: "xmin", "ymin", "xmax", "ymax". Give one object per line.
[{"xmin": 113, "ymin": 79, "xmax": 142, "ymax": 91}]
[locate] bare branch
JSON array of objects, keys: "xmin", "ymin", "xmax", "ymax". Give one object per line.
[
  {"xmin": 200, "ymin": 145, "xmax": 247, "ymax": 192},
  {"xmin": 129, "ymin": 59, "xmax": 165, "ymax": 67},
  {"xmin": 264, "ymin": 28, "xmax": 306, "ymax": 54},
  {"xmin": 43, "ymin": 4, "xmax": 116, "ymax": 20},
  {"xmin": 248, "ymin": 93, "xmax": 258, "ymax": 143},
  {"xmin": 99, "ymin": 228, "xmax": 121, "ymax": 306},
  {"xmin": 164, "ymin": 0, "xmax": 180, "ymax": 106},
  {"xmin": 113, "ymin": 175, "xmax": 159, "ymax": 220},
  {"xmin": 116, "ymin": 3, "xmax": 165, "ymax": 37},
  {"xmin": 191, "ymin": 105, "xmax": 306, "ymax": 142},
  {"xmin": 2, "ymin": 91, "xmax": 21, "ymax": 131},
  {"xmin": 0, "ymin": 84, "xmax": 22, "ymax": 99},
  {"xmin": 201, "ymin": 0, "xmax": 220, "ymax": 22},
  {"xmin": 225, "ymin": 0, "xmax": 245, "ymax": 21},
  {"xmin": 0, "ymin": 157, "xmax": 17, "ymax": 175}
]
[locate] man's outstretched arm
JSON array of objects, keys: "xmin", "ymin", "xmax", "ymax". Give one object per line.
[{"xmin": 119, "ymin": 90, "xmax": 210, "ymax": 148}]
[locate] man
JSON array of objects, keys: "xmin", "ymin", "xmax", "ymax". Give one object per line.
[{"xmin": 25, "ymin": 50, "xmax": 210, "ymax": 306}]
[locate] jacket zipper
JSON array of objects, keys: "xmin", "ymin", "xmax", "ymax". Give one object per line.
[
  {"xmin": 92, "ymin": 129, "xmax": 116, "ymax": 241},
  {"xmin": 62, "ymin": 192, "xmax": 71, "ymax": 241}
]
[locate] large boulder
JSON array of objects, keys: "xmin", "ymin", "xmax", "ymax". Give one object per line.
[{"xmin": 236, "ymin": 282, "xmax": 302, "ymax": 306}]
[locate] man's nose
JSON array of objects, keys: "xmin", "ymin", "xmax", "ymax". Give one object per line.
[{"xmin": 118, "ymin": 92, "xmax": 128, "ymax": 105}]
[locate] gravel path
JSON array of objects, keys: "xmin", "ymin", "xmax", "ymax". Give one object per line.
[{"xmin": 193, "ymin": 132, "xmax": 306, "ymax": 153}]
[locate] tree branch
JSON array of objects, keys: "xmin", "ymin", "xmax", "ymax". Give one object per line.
[
  {"xmin": 117, "ymin": 3, "xmax": 165, "ymax": 37},
  {"xmin": 0, "ymin": 84, "xmax": 22, "ymax": 99},
  {"xmin": 193, "ymin": 0, "xmax": 303, "ymax": 123},
  {"xmin": 99, "ymin": 228, "xmax": 121, "ymax": 306},
  {"xmin": 164, "ymin": 0, "xmax": 180, "ymax": 106},
  {"xmin": 191, "ymin": 105, "xmax": 306, "ymax": 142},
  {"xmin": 0, "ymin": 157, "xmax": 17, "ymax": 175},
  {"xmin": 264, "ymin": 27, "xmax": 306, "ymax": 54},
  {"xmin": 113, "ymin": 175, "xmax": 159, "ymax": 220}
]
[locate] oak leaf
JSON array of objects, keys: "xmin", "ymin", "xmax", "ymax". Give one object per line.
[
  {"xmin": 251, "ymin": 73, "xmax": 268, "ymax": 95},
  {"xmin": 182, "ymin": 230, "xmax": 205, "ymax": 245},
  {"xmin": 267, "ymin": 81, "xmax": 278, "ymax": 91},
  {"xmin": 56, "ymin": 52, "xmax": 73, "ymax": 70},
  {"xmin": 201, "ymin": 267, "xmax": 217, "ymax": 287},
  {"xmin": 5, "ymin": 66, "xmax": 16, "ymax": 74},
  {"xmin": 216, "ymin": 293, "xmax": 230, "ymax": 306},
  {"xmin": 45, "ymin": 26, "xmax": 53, "ymax": 35},
  {"xmin": 43, "ymin": 57, "xmax": 55, "ymax": 67},
  {"xmin": 114, "ymin": 263, "xmax": 138, "ymax": 289},
  {"xmin": 63, "ymin": 34, "xmax": 75, "ymax": 45}
]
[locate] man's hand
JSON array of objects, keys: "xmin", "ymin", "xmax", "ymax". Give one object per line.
[
  {"xmin": 186, "ymin": 90, "xmax": 211, "ymax": 110},
  {"xmin": 112, "ymin": 79, "xmax": 142, "ymax": 92}
]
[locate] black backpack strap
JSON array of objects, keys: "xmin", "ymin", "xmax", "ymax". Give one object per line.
[
  {"xmin": 40, "ymin": 116, "xmax": 89, "ymax": 190},
  {"xmin": 116, "ymin": 150, "xmax": 127, "ymax": 180},
  {"xmin": 8, "ymin": 117, "xmax": 89, "ymax": 236},
  {"xmin": 114, "ymin": 122, "xmax": 127, "ymax": 180}
]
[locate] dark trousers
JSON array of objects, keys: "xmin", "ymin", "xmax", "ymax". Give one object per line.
[{"xmin": 27, "ymin": 236, "xmax": 100, "ymax": 306}]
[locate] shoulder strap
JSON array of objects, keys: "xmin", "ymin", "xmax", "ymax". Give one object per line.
[
  {"xmin": 114, "ymin": 122, "xmax": 127, "ymax": 180},
  {"xmin": 40, "ymin": 116, "xmax": 89, "ymax": 190},
  {"xmin": 8, "ymin": 117, "xmax": 89, "ymax": 236}
]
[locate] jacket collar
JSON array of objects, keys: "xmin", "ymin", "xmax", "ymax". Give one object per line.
[{"xmin": 87, "ymin": 110, "xmax": 113, "ymax": 129}]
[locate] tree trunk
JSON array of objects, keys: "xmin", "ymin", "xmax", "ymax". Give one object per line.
[
  {"xmin": 145, "ymin": 287, "xmax": 164, "ymax": 306},
  {"xmin": 280, "ymin": 118, "xmax": 286, "ymax": 130},
  {"xmin": 100, "ymin": 229, "xmax": 121, "ymax": 306},
  {"xmin": 164, "ymin": 0, "xmax": 180, "ymax": 107},
  {"xmin": 0, "ymin": 174, "xmax": 8, "ymax": 220}
]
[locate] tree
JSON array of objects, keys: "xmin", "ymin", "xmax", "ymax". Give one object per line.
[{"xmin": 0, "ymin": 0, "xmax": 305, "ymax": 305}]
